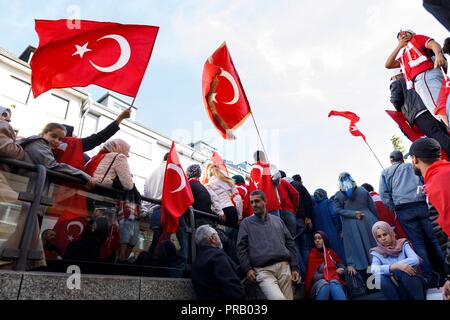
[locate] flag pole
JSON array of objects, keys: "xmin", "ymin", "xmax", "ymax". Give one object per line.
[
  {"xmin": 362, "ymin": 139, "xmax": 385, "ymax": 170},
  {"xmin": 250, "ymin": 112, "xmax": 271, "ymax": 165}
]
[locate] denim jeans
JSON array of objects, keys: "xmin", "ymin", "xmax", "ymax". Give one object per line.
[
  {"xmin": 380, "ymin": 270, "xmax": 425, "ymax": 300},
  {"xmin": 396, "ymin": 202, "xmax": 444, "ymax": 283},
  {"xmin": 315, "ymin": 281, "xmax": 347, "ymax": 300}
]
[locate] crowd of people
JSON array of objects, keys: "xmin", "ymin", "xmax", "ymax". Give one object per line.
[{"xmin": 0, "ymin": 29, "xmax": 449, "ymax": 301}]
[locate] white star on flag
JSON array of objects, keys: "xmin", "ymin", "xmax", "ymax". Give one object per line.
[
  {"xmin": 72, "ymin": 42, "xmax": 92, "ymax": 58},
  {"xmin": 67, "ymin": 235, "xmax": 74, "ymax": 242}
]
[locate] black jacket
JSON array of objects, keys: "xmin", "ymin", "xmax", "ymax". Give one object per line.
[
  {"xmin": 390, "ymin": 77, "xmax": 427, "ymax": 126},
  {"xmin": 291, "ymin": 180, "xmax": 313, "ymax": 219},
  {"xmin": 191, "ymin": 245, "xmax": 245, "ymax": 300},
  {"xmin": 189, "ymin": 180, "xmax": 217, "ymax": 227}
]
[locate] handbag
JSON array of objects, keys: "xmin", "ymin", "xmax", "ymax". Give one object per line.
[
  {"xmin": 116, "ymin": 184, "xmax": 142, "ymax": 221},
  {"xmin": 344, "ymin": 272, "xmax": 368, "ymax": 298}
]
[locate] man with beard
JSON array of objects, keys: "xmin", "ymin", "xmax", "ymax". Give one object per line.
[{"xmin": 408, "ymin": 137, "xmax": 450, "ymax": 299}]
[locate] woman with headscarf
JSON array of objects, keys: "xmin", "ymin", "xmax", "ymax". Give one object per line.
[
  {"xmin": 312, "ymin": 189, "xmax": 346, "ymax": 263},
  {"xmin": 333, "ymin": 172, "xmax": 378, "ymax": 278},
  {"xmin": 304, "ymin": 231, "xmax": 347, "ymax": 300},
  {"xmin": 186, "ymin": 164, "xmax": 216, "ymax": 227},
  {"xmin": 85, "ymin": 138, "xmax": 135, "ymax": 263},
  {"xmin": 370, "ymin": 221, "xmax": 425, "ymax": 300}
]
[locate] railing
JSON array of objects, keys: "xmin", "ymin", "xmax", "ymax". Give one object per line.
[{"xmin": 0, "ymin": 157, "xmax": 220, "ymax": 276}]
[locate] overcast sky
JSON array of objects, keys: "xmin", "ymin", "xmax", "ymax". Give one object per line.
[{"xmin": 0, "ymin": 0, "xmax": 448, "ymax": 195}]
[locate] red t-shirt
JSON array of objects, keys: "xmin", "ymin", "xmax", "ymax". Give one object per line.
[
  {"xmin": 424, "ymin": 160, "xmax": 450, "ymax": 237},
  {"xmin": 396, "ymin": 35, "xmax": 434, "ymax": 81}
]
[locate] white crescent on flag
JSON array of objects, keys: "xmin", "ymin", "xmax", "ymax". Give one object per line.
[
  {"xmin": 168, "ymin": 163, "xmax": 186, "ymax": 193},
  {"xmin": 89, "ymin": 34, "xmax": 131, "ymax": 72}
]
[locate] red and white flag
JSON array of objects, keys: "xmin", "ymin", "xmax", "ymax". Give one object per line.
[
  {"xmin": 328, "ymin": 110, "xmax": 367, "ymax": 142},
  {"xmin": 202, "ymin": 42, "xmax": 251, "ymax": 139},
  {"xmin": 248, "ymin": 161, "xmax": 280, "ymax": 213},
  {"xmin": 435, "ymin": 72, "xmax": 450, "ymax": 118},
  {"xmin": 31, "ymin": 19, "xmax": 159, "ymax": 97},
  {"xmin": 161, "ymin": 142, "xmax": 194, "ymax": 233}
]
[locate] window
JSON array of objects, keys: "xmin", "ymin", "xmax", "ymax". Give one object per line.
[
  {"xmin": 38, "ymin": 93, "xmax": 70, "ymax": 119},
  {"xmin": 3, "ymin": 76, "xmax": 31, "ymax": 104},
  {"xmin": 133, "ymin": 175, "xmax": 146, "ymax": 194},
  {"xmin": 81, "ymin": 113, "xmax": 99, "ymax": 157}
]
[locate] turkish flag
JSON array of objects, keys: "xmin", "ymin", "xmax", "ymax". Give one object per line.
[
  {"xmin": 328, "ymin": 110, "xmax": 367, "ymax": 142},
  {"xmin": 31, "ymin": 19, "xmax": 159, "ymax": 98},
  {"xmin": 436, "ymin": 76, "xmax": 450, "ymax": 117},
  {"xmin": 385, "ymin": 110, "xmax": 425, "ymax": 142},
  {"xmin": 161, "ymin": 142, "xmax": 194, "ymax": 233},
  {"xmin": 202, "ymin": 42, "xmax": 252, "ymax": 139},
  {"xmin": 248, "ymin": 161, "xmax": 280, "ymax": 212},
  {"xmin": 52, "ymin": 217, "xmax": 88, "ymax": 256}
]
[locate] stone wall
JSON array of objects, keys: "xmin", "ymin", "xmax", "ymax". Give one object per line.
[{"xmin": 0, "ymin": 271, "xmax": 196, "ymax": 300}]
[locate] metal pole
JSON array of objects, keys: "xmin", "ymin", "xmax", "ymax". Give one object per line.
[
  {"xmin": 250, "ymin": 112, "xmax": 270, "ymax": 165},
  {"xmin": 363, "ymin": 139, "xmax": 385, "ymax": 170},
  {"xmin": 16, "ymin": 165, "xmax": 47, "ymax": 271}
]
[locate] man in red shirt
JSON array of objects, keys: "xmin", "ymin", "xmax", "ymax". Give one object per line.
[
  {"xmin": 409, "ymin": 137, "xmax": 450, "ymax": 299},
  {"xmin": 385, "ymin": 29, "xmax": 449, "ymax": 126}
]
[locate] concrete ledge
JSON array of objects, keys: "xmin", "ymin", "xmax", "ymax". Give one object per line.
[
  {"xmin": 19, "ymin": 272, "xmax": 140, "ymax": 300},
  {"xmin": 141, "ymin": 277, "xmax": 196, "ymax": 300},
  {"xmin": 0, "ymin": 271, "xmax": 22, "ymax": 300},
  {"xmin": 0, "ymin": 270, "xmax": 195, "ymax": 300}
]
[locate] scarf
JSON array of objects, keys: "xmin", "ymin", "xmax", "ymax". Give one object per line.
[
  {"xmin": 305, "ymin": 231, "xmax": 344, "ymax": 297},
  {"xmin": 370, "ymin": 221, "xmax": 408, "ymax": 258},
  {"xmin": 84, "ymin": 149, "xmax": 108, "ymax": 176}
]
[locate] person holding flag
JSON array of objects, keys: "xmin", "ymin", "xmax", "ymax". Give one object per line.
[{"xmin": 385, "ymin": 29, "xmax": 449, "ymax": 126}]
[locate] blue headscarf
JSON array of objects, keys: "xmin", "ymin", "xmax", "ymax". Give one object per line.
[
  {"xmin": 313, "ymin": 188, "xmax": 328, "ymax": 203},
  {"xmin": 338, "ymin": 172, "xmax": 357, "ymax": 198}
]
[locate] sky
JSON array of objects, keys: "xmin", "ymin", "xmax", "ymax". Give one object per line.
[{"xmin": 0, "ymin": 0, "xmax": 448, "ymax": 195}]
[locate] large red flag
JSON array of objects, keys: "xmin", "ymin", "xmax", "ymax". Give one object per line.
[
  {"xmin": 385, "ymin": 110, "xmax": 425, "ymax": 142},
  {"xmin": 328, "ymin": 110, "xmax": 367, "ymax": 142},
  {"xmin": 31, "ymin": 19, "xmax": 159, "ymax": 98},
  {"xmin": 161, "ymin": 142, "xmax": 194, "ymax": 233},
  {"xmin": 248, "ymin": 161, "xmax": 280, "ymax": 212},
  {"xmin": 202, "ymin": 42, "xmax": 251, "ymax": 139}
]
